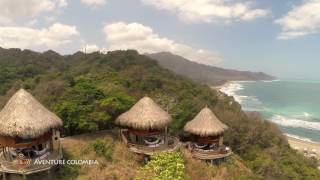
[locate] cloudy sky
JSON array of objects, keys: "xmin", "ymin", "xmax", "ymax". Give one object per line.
[{"xmin": 0, "ymin": 0, "xmax": 320, "ymax": 79}]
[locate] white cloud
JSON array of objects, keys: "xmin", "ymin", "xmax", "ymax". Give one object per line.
[
  {"xmin": 27, "ymin": 19, "xmax": 38, "ymax": 27},
  {"xmin": 0, "ymin": 0, "xmax": 68, "ymax": 25},
  {"xmin": 81, "ymin": 0, "xmax": 106, "ymax": 7},
  {"xmin": 275, "ymin": 0, "xmax": 320, "ymax": 40},
  {"xmin": 57, "ymin": 0, "xmax": 68, "ymax": 7},
  {"xmin": 141, "ymin": 0, "xmax": 269, "ymax": 23},
  {"xmin": 0, "ymin": 23, "xmax": 79, "ymax": 49},
  {"xmin": 103, "ymin": 22, "xmax": 220, "ymax": 65},
  {"xmin": 81, "ymin": 44, "xmax": 100, "ymax": 53}
]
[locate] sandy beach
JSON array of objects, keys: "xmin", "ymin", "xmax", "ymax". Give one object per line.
[{"xmin": 287, "ymin": 136, "xmax": 320, "ymax": 160}]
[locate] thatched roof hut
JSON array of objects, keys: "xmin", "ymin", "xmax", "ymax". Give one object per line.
[
  {"xmin": 0, "ymin": 89, "xmax": 63, "ymax": 139},
  {"xmin": 184, "ymin": 107, "xmax": 228, "ymax": 137},
  {"xmin": 115, "ymin": 97, "xmax": 172, "ymax": 130}
]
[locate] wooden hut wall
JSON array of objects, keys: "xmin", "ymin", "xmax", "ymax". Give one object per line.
[
  {"xmin": 0, "ymin": 131, "xmax": 52, "ymax": 148},
  {"xmin": 196, "ymin": 135, "xmax": 221, "ymax": 144},
  {"xmin": 128, "ymin": 129, "xmax": 163, "ymax": 136}
]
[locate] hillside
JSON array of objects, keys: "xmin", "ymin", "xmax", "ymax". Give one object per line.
[
  {"xmin": 57, "ymin": 131, "xmax": 254, "ymax": 180},
  {"xmin": 147, "ymin": 52, "xmax": 275, "ymax": 85},
  {"xmin": 0, "ymin": 47, "xmax": 319, "ymax": 179}
]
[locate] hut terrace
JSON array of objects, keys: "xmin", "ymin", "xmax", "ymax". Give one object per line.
[
  {"xmin": 0, "ymin": 89, "xmax": 63, "ymax": 179},
  {"xmin": 184, "ymin": 107, "xmax": 232, "ymax": 163},
  {"xmin": 116, "ymin": 97, "xmax": 181, "ymax": 156}
]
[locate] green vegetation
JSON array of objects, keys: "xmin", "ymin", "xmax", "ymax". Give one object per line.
[
  {"xmin": 89, "ymin": 139, "xmax": 114, "ymax": 161},
  {"xmin": 183, "ymin": 150, "xmax": 254, "ymax": 180},
  {"xmin": 0, "ymin": 47, "xmax": 319, "ymax": 179},
  {"xmin": 55, "ymin": 150, "xmax": 80, "ymax": 180},
  {"xmin": 135, "ymin": 152, "xmax": 186, "ymax": 180},
  {"xmin": 58, "ymin": 133, "xmax": 140, "ymax": 179}
]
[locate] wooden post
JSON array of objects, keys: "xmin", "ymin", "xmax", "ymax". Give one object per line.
[
  {"xmin": 52, "ymin": 129, "xmax": 61, "ymax": 152},
  {"xmin": 219, "ymin": 136, "xmax": 223, "ymax": 147},
  {"xmin": 7, "ymin": 148, "xmax": 12, "ymax": 161},
  {"xmin": 47, "ymin": 169, "xmax": 52, "ymax": 180},
  {"xmin": 164, "ymin": 126, "xmax": 168, "ymax": 145}
]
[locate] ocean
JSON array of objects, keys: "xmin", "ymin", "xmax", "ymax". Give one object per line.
[{"xmin": 220, "ymin": 80, "xmax": 320, "ymax": 143}]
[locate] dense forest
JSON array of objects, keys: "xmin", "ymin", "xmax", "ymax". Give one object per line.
[{"xmin": 0, "ymin": 47, "xmax": 319, "ymax": 179}]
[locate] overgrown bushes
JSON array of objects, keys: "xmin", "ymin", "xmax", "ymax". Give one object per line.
[
  {"xmin": 89, "ymin": 139, "xmax": 114, "ymax": 161},
  {"xmin": 135, "ymin": 152, "xmax": 185, "ymax": 180}
]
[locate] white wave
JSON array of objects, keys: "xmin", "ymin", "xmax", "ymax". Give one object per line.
[
  {"xmin": 270, "ymin": 115, "xmax": 320, "ymax": 131},
  {"xmin": 292, "ymin": 112, "xmax": 314, "ymax": 120},
  {"xmin": 220, "ymin": 83, "xmax": 265, "ymax": 109},
  {"xmin": 220, "ymin": 83, "xmax": 243, "ymax": 96},
  {"xmin": 285, "ymin": 134, "xmax": 314, "ymax": 143},
  {"xmin": 243, "ymin": 106, "xmax": 270, "ymax": 112},
  {"xmin": 262, "ymin": 79, "xmax": 281, "ymax": 82},
  {"xmin": 220, "ymin": 83, "xmax": 244, "ymax": 103},
  {"xmin": 302, "ymin": 112, "xmax": 312, "ymax": 118}
]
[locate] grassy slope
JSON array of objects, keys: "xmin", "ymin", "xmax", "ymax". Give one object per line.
[
  {"xmin": 58, "ymin": 131, "xmax": 254, "ymax": 180},
  {"xmin": 58, "ymin": 131, "xmax": 139, "ymax": 180}
]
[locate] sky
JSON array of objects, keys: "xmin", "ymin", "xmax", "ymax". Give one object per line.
[{"xmin": 0, "ymin": 0, "xmax": 320, "ymax": 80}]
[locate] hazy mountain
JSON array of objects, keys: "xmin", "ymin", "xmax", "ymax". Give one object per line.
[{"xmin": 147, "ymin": 52, "xmax": 275, "ymax": 85}]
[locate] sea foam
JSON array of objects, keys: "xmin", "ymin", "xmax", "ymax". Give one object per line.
[
  {"xmin": 286, "ymin": 133, "xmax": 314, "ymax": 143},
  {"xmin": 220, "ymin": 82, "xmax": 266, "ymax": 111},
  {"xmin": 220, "ymin": 82, "xmax": 245, "ymax": 103},
  {"xmin": 270, "ymin": 115, "xmax": 320, "ymax": 131}
]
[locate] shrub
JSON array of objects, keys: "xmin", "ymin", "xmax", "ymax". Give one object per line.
[
  {"xmin": 55, "ymin": 150, "xmax": 80, "ymax": 180},
  {"xmin": 135, "ymin": 152, "xmax": 185, "ymax": 180},
  {"xmin": 90, "ymin": 139, "xmax": 113, "ymax": 161}
]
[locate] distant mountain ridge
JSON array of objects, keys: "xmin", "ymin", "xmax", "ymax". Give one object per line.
[{"xmin": 147, "ymin": 52, "xmax": 275, "ymax": 85}]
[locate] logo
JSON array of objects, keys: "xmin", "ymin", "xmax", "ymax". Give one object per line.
[{"xmin": 16, "ymin": 153, "xmax": 32, "ymax": 169}]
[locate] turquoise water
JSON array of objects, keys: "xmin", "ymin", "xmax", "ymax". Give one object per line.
[{"xmin": 221, "ymin": 80, "xmax": 320, "ymax": 143}]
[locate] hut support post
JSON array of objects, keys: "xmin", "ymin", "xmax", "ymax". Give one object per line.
[
  {"xmin": 6, "ymin": 147, "xmax": 12, "ymax": 161},
  {"xmin": 47, "ymin": 169, "xmax": 51, "ymax": 180},
  {"xmin": 164, "ymin": 126, "xmax": 168, "ymax": 145},
  {"xmin": 1, "ymin": 148, "xmax": 5, "ymax": 161},
  {"xmin": 219, "ymin": 136, "xmax": 223, "ymax": 147}
]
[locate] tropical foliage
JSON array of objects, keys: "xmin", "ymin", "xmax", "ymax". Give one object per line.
[
  {"xmin": 89, "ymin": 139, "xmax": 114, "ymax": 161},
  {"xmin": 135, "ymin": 152, "xmax": 185, "ymax": 180}
]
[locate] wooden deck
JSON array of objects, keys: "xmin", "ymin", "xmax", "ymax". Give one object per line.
[
  {"xmin": 0, "ymin": 149, "xmax": 62, "ymax": 175},
  {"xmin": 190, "ymin": 145, "xmax": 232, "ymax": 160},
  {"xmin": 121, "ymin": 130, "xmax": 181, "ymax": 156}
]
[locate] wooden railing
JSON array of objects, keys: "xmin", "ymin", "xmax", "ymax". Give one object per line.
[
  {"xmin": 190, "ymin": 145, "xmax": 232, "ymax": 160},
  {"xmin": 120, "ymin": 130, "xmax": 181, "ymax": 155},
  {"xmin": 0, "ymin": 149, "xmax": 62, "ymax": 175}
]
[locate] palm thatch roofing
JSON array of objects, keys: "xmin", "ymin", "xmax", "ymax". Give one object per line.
[
  {"xmin": 184, "ymin": 107, "xmax": 228, "ymax": 137},
  {"xmin": 115, "ymin": 97, "xmax": 172, "ymax": 130},
  {"xmin": 0, "ymin": 89, "xmax": 63, "ymax": 139}
]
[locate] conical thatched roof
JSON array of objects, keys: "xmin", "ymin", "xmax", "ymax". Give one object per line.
[
  {"xmin": 115, "ymin": 97, "xmax": 172, "ymax": 130},
  {"xmin": 0, "ymin": 89, "xmax": 63, "ymax": 139},
  {"xmin": 184, "ymin": 107, "xmax": 228, "ymax": 137}
]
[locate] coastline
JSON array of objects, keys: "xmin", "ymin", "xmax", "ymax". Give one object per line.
[
  {"xmin": 211, "ymin": 80, "xmax": 263, "ymax": 90},
  {"xmin": 211, "ymin": 81, "xmax": 231, "ymax": 90},
  {"xmin": 213, "ymin": 80, "xmax": 320, "ymax": 162},
  {"xmin": 287, "ymin": 135, "xmax": 320, "ymax": 160}
]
